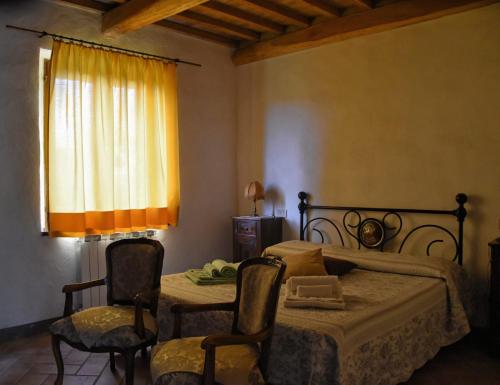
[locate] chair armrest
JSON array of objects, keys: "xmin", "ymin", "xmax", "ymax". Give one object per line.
[
  {"xmin": 62, "ymin": 278, "xmax": 106, "ymax": 317},
  {"xmin": 199, "ymin": 328, "xmax": 272, "ymax": 385},
  {"xmin": 62, "ymin": 278, "xmax": 106, "ymax": 293},
  {"xmin": 133, "ymin": 288, "xmax": 160, "ymax": 339},
  {"xmin": 200, "ymin": 327, "xmax": 272, "ymax": 349},
  {"xmin": 171, "ymin": 302, "xmax": 235, "ymax": 339}
]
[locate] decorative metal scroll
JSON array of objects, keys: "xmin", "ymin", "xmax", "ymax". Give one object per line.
[
  {"xmin": 298, "ymin": 191, "xmax": 468, "ymax": 265},
  {"xmin": 398, "ymin": 224, "xmax": 459, "ymax": 262},
  {"xmin": 302, "ymin": 217, "xmax": 345, "ymax": 246}
]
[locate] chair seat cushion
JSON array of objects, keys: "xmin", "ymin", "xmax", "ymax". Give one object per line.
[
  {"xmin": 150, "ymin": 336, "xmax": 265, "ymax": 385},
  {"xmin": 50, "ymin": 306, "xmax": 157, "ymax": 349}
]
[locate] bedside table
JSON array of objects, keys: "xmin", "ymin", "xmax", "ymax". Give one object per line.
[
  {"xmin": 232, "ymin": 216, "xmax": 283, "ymax": 262},
  {"xmin": 489, "ymin": 238, "xmax": 500, "ymax": 355}
]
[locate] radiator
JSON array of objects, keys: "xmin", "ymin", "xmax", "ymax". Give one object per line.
[
  {"xmin": 78, "ymin": 236, "xmax": 110, "ymax": 308},
  {"xmin": 78, "ymin": 231, "xmax": 157, "ymax": 309}
]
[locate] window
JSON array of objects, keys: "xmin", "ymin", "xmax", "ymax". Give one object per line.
[{"xmin": 41, "ymin": 41, "xmax": 180, "ymax": 237}]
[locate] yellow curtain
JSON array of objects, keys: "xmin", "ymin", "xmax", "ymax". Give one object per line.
[{"xmin": 47, "ymin": 40, "xmax": 179, "ymax": 237}]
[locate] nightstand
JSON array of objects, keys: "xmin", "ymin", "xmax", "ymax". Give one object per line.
[
  {"xmin": 232, "ymin": 216, "xmax": 283, "ymax": 262},
  {"xmin": 489, "ymin": 238, "xmax": 500, "ymax": 355}
]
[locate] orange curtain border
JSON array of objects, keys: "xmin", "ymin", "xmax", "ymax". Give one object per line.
[{"xmin": 48, "ymin": 207, "xmax": 177, "ymax": 238}]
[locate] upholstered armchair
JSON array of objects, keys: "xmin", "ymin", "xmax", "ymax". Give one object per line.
[
  {"xmin": 50, "ymin": 238, "xmax": 164, "ymax": 385},
  {"xmin": 150, "ymin": 257, "xmax": 286, "ymax": 385}
]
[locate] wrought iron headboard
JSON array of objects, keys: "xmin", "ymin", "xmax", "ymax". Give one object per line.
[{"xmin": 298, "ymin": 191, "xmax": 468, "ymax": 265}]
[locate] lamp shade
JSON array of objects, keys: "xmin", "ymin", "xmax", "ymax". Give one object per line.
[{"xmin": 244, "ymin": 181, "xmax": 265, "ymax": 201}]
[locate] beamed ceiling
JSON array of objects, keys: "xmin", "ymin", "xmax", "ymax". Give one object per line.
[{"xmin": 56, "ymin": 0, "xmax": 499, "ymax": 65}]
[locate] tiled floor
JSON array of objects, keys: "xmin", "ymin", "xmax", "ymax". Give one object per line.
[
  {"xmin": 0, "ymin": 333, "xmax": 499, "ymax": 385},
  {"xmin": 400, "ymin": 334, "xmax": 500, "ymax": 385},
  {"xmin": 0, "ymin": 334, "xmax": 151, "ymax": 385}
]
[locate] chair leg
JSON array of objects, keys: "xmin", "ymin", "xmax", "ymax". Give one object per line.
[
  {"xmin": 141, "ymin": 347, "xmax": 148, "ymax": 359},
  {"xmin": 51, "ymin": 334, "xmax": 64, "ymax": 385},
  {"xmin": 202, "ymin": 345, "xmax": 216, "ymax": 385},
  {"xmin": 109, "ymin": 352, "xmax": 116, "ymax": 372},
  {"xmin": 124, "ymin": 350, "xmax": 135, "ymax": 385}
]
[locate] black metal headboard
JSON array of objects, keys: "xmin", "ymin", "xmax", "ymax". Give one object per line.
[{"xmin": 298, "ymin": 192, "xmax": 468, "ymax": 265}]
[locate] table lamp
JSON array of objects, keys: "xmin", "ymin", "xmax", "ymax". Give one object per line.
[{"xmin": 244, "ymin": 181, "xmax": 264, "ymax": 216}]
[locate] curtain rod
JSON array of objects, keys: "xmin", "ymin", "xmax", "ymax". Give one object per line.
[{"xmin": 5, "ymin": 24, "xmax": 202, "ymax": 67}]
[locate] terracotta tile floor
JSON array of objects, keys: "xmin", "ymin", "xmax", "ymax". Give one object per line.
[
  {"xmin": 0, "ymin": 334, "xmax": 151, "ymax": 385},
  {"xmin": 0, "ymin": 333, "xmax": 499, "ymax": 385}
]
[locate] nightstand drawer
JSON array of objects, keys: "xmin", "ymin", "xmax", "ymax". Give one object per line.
[
  {"xmin": 232, "ymin": 216, "xmax": 283, "ymax": 262},
  {"xmin": 236, "ymin": 220, "xmax": 257, "ymax": 236}
]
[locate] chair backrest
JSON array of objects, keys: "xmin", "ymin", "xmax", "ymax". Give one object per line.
[
  {"xmin": 232, "ymin": 257, "xmax": 286, "ymax": 374},
  {"xmin": 105, "ymin": 238, "xmax": 164, "ymax": 315}
]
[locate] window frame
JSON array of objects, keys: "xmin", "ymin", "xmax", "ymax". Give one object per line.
[{"xmin": 39, "ymin": 48, "xmax": 51, "ymax": 235}]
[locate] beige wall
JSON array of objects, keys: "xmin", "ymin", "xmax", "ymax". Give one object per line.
[
  {"xmin": 237, "ymin": 4, "xmax": 500, "ymax": 325},
  {"xmin": 0, "ymin": 0, "xmax": 236, "ymax": 328}
]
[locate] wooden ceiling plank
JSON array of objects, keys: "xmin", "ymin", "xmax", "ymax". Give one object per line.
[
  {"xmin": 302, "ymin": 0, "xmax": 341, "ymax": 16},
  {"xmin": 200, "ymin": 1, "xmax": 286, "ymax": 33},
  {"xmin": 155, "ymin": 19, "xmax": 238, "ymax": 46},
  {"xmin": 242, "ymin": 0, "xmax": 311, "ymax": 27},
  {"xmin": 102, "ymin": 0, "xmax": 210, "ymax": 34},
  {"xmin": 350, "ymin": 0, "xmax": 373, "ymax": 10},
  {"xmin": 56, "ymin": 0, "xmax": 113, "ymax": 12},
  {"xmin": 175, "ymin": 10, "xmax": 260, "ymax": 40},
  {"xmin": 233, "ymin": 0, "xmax": 500, "ymax": 65},
  {"xmin": 55, "ymin": 0, "xmax": 236, "ymax": 46}
]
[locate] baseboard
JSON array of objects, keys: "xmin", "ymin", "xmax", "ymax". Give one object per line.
[{"xmin": 0, "ymin": 317, "xmax": 59, "ymax": 344}]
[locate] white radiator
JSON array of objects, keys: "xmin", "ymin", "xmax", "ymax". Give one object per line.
[
  {"xmin": 78, "ymin": 236, "xmax": 110, "ymax": 308},
  {"xmin": 78, "ymin": 231, "xmax": 157, "ymax": 309}
]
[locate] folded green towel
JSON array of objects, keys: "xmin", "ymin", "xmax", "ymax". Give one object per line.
[
  {"xmin": 211, "ymin": 259, "xmax": 239, "ymax": 278},
  {"xmin": 185, "ymin": 259, "xmax": 240, "ymax": 285},
  {"xmin": 185, "ymin": 269, "xmax": 236, "ymax": 285},
  {"xmin": 203, "ymin": 263, "xmax": 221, "ymax": 277}
]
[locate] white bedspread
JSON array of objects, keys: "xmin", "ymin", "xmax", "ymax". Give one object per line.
[
  {"xmin": 157, "ymin": 241, "xmax": 471, "ymax": 385},
  {"xmin": 264, "ymin": 241, "xmax": 471, "ymax": 355}
]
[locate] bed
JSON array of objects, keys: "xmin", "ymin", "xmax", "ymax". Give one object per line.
[{"xmin": 156, "ymin": 192, "xmax": 471, "ymax": 385}]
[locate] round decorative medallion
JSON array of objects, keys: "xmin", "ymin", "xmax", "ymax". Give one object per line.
[{"xmin": 358, "ymin": 218, "xmax": 385, "ymax": 248}]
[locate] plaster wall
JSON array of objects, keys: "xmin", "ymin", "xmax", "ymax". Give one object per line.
[
  {"xmin": 237, "ymin": 4, "xmax": 500, "ymax": 325},
  {"xmin": 0, "ymin": 0, "xmax": 237, "ymax": 329}
]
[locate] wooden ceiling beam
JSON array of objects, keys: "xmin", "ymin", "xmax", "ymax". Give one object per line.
[
  {"xmin": 200, "ymin": 1, "xmax": 286, "ymax": 33},
  {"xmin": 302, "ymin": 0, "xmax": 342, "ymax": 16},
  {"xmin": 175, "ymin": 10, "xmax": 260, "ymax": 40},
  {"xmin": 233, "ymin": 0, "xmax": 500, "ymax": 65},
  {"xmin": 55, "ymin": 0, "xmax": 236, "ymax": 46},
  {"xmin": 102, "ymin": 0, "xmax": 210, "ymax": 34},
  {"xmin": 241, "ymin": 0, "xmax": 311, "ymax": 27}
]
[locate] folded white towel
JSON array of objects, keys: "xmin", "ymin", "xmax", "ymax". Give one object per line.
[
  {"xmin": 284, "ymin": 297, "xmax": 346, "ymax": 310},
  {"xmin": 296, "ymin": 284, "xmax": 333, "ymax": 298},
  {"xmin": 286, "ymin": 275, "xmax": 343, "ymax": 298},
  {"xmin": 284, "ymin": 275, "xmax": 345, "ymax": 310}
]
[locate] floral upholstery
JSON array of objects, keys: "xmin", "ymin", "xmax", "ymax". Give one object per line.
[
  {"xmin": 153, "ymin": 372, "xmax": 216, "ymax": 385},
  {"xmin": 150, "ymin": 337, "xmax": 265, "ymax": 385},
  {"xmin": 109, "ymin": 243, "xmax": 159, "ymax": 304},
  {"xmin": 50, "ymin": 306, "xmax": 157, "ymax": 349},
  {"xmin": 237, "ymin": 264, "xmax": 279, "ymax": 335}
]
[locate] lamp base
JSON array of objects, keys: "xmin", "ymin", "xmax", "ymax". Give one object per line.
[{"xmin": 252, "ymin": 200, "xmax": 258, "ymax": 216}]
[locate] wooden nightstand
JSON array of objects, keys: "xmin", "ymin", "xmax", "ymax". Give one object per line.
[
  {"xmin": 232, "ymin": 216, "xmax": 283, "ymax": 262},
  {"xmin": 489, "ymin": 238, "xmax": 500, "ymax": 355}
]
